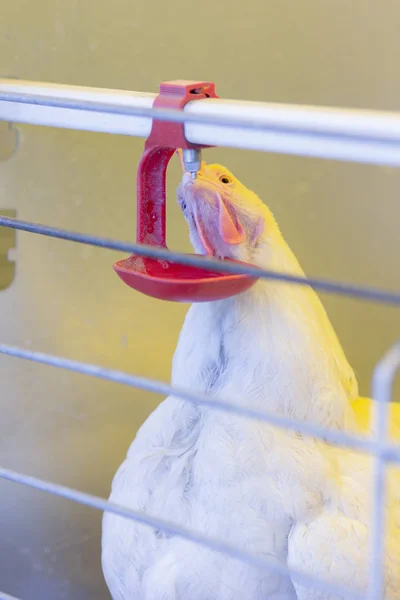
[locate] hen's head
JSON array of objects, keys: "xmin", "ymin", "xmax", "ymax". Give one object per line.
[{"xmin": 176, "ymin": 152, "xmax": 279, "ymax": 263}]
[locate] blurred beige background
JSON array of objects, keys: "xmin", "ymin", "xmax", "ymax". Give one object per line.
[{"xmin": 0, "ymin": 1, "xmax": 399, "ymax": 598}]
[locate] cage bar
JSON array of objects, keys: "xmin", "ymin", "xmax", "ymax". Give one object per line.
[
  {"xmin": 369, "ymin": 343, "xmax": 400, "ymax": 599},
  {"xmin": 0, "ymin": 78, "xmax": 399, "ymax": 600},
  {"xmin": 1, "ymin": 79, "xmax": 400, "ymax": 165}
]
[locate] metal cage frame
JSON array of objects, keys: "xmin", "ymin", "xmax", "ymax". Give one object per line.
[{"xmin": 0, "ymin": 78, "xmax": 400, "ymax": 600}]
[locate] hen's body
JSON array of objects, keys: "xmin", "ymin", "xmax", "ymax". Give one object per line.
[{"xmin": 102, "ymin": 222, "xmax": 358, "ymax": 599}]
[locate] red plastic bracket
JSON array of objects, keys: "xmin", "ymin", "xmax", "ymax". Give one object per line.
[
  {"xmin": 145, "ymin": 80, "xmax": 218, "ymax": 150},
  {"xmin": 114, "ymin": 79, "xmax": 259, "ymax": 303},
  {"xmin": 136, "ymin": 80, "xmax": 219, "ymax": 247}
]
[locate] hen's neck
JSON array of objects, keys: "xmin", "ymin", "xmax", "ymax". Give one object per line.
[{"xmin": 171, "ymin": 235, "xmax": 357, "ymax": 429}]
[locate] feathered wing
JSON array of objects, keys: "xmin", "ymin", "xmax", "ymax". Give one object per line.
[{"xmin": 287, "ymin": 399, "xmax": 400, "ymax": 600}]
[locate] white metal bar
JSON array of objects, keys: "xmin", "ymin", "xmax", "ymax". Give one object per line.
[
  {"xmin": 1, "ymin": 79, "xmax": 400, "ymax": 165},
  {"xmin": 369, "ymin": 342, "xmax": 400, "ymax": 600},
  {"xmin": 186, "ymin": 99, "xmax": 400, "ymax": 166},
  {"xmin": 0, "ymin": 79, "xmax": 155, "ymax": 137}
]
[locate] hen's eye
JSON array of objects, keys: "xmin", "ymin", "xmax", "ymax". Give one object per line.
[
  {"xmin": 181, "ymin": 201, "xmax": 187, "ymax": 211},
  {"xmin": 219, "ymin": 175, "xmax": 231, "ymax": 184}
]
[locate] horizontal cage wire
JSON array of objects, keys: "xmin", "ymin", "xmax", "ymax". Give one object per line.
[
  {"xmin": 0, "ymin": 344, "xmax": 399, "ymax": 461},
  {"xmin": 0, "ymin": 79, "xmax": 400, "ymax": 600},
  {"xmin": 2, "ymin": 215, "xmax": 400, "ymax": 306}
]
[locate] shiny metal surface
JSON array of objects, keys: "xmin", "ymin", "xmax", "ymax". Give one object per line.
[
  {"xmin": 182, "ymin": 149, "xmax": 202, "ymax": 179},
  {"xmin": 0, "ymin": 1, "xmax": 400, "ymax": 598}
]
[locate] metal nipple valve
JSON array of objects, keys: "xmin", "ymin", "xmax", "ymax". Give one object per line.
[{"xmin": 181, "ymin": 148, "xmax": 202, "ymax": 180}]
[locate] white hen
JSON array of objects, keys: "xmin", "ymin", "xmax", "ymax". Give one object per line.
[{"xmin": 102, "ymin": 159, "xmax": 360, "ymax": 600}]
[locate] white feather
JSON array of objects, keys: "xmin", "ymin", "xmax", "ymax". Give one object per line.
[{"xmin": 287, "ymin": 442, "xmax": 400, "ymax": 600}]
